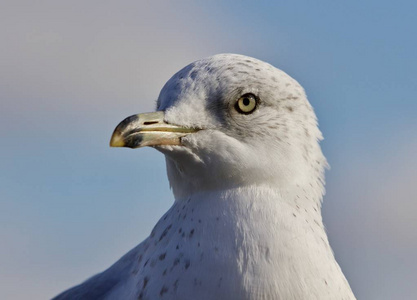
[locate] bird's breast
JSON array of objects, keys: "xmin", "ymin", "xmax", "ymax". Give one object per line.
[{"xmin": 124, "ymin": 187, "xmax": 353, "ymax": 300}]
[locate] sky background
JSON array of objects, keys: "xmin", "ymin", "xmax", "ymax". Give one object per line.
[{"xmin": 1, "ymin": 1, "xmax": 416, "ymax": 299}]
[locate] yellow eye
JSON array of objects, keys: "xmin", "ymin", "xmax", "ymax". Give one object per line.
[{"xmin": 235, "ymin": 94, "xmax": 257, "ymax": 114}]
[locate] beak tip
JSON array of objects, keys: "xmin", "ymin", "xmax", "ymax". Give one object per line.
[{"xmin": 109, "ymin": 133, "xmax": 125, "ymax": 147}]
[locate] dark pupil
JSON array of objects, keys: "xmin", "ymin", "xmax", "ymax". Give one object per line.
[{"xmin": 242, "ymin": 97, "xmax": 250, "ymax": 106}]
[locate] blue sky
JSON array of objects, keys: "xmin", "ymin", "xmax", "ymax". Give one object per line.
[{"xmin": 1, "ymin": 1, "xmax": 416, "ymax": 299}]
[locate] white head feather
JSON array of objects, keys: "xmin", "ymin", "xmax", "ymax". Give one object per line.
[{"xmin": 156, "ymin": 54, "xmax": 327, "ymax": 201}]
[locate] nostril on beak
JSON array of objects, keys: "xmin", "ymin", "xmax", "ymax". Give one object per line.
[{"xmin": 143, "ymin": 121, "xmax": 159, "ymax": 125}]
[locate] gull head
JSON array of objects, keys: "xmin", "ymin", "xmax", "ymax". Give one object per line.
[{"xmin": 111, "ymin": 54, "xmax": 327, "ymax": 199}]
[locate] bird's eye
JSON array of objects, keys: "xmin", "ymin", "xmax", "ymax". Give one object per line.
[{"xmin": 235, "ymin": 94, "xmax": 257, "ymax": 114}]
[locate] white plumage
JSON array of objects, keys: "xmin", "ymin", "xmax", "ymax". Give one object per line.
[{"xmin": 54, "ymin": 54, "xmax": 356, "ymax": 299}]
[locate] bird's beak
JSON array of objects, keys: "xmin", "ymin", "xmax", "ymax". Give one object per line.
[{"xmin": 110, "ymin": 111, "xmax": 198, "ymax": 148}]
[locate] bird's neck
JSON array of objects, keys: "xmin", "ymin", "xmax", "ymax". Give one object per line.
[
  {"xmin": 170, "ymin": 185, "xmax": 353, "ymax": 299},
  {"xmin": 174, "ymin": 184, "xmax": 330, "ymax": 268},
  {"xmin": 175, "ymin": 183, "xmax": 324, "ymax": 223}
]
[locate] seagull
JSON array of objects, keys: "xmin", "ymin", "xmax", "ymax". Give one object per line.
[{"xmin": 53, "ymin": 54, "xmax": 356, "ymax": 299}]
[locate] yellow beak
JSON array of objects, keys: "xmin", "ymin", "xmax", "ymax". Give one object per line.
[{"xmin": 110, "ymin": 111, "xmax": 198, "ymax": 148}]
